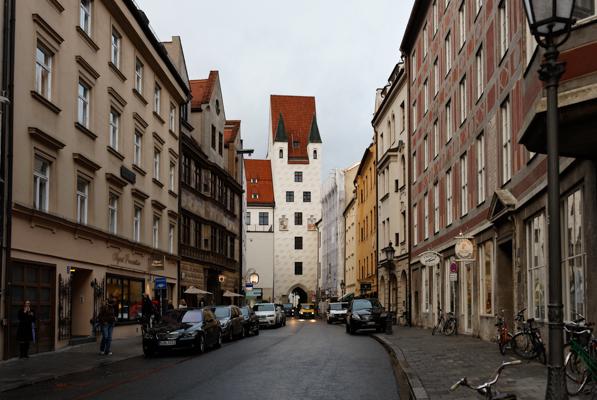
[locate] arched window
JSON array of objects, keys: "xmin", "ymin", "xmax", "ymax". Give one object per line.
[
  {"xmin": 279, "ymin": 148, "xmax": 284, "ymax": 159},
  {"xmin": 313, "ymin": 149, "xmax": 318, "ymax": 159}
]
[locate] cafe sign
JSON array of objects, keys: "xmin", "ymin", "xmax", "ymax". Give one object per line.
[
  {"xmin": 455, "ymin": 236, "xmax": 475, "ymax": 261},
  {"xmin": 420, "ymin": 251, "xmax": 441, "ymax": 267}
]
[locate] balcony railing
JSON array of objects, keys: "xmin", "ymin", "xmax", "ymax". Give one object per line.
[{"xmin": 180, "ymin": 244, "xmax": 239, "ymax": 270}]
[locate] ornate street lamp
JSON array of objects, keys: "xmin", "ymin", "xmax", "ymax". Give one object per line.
[
  {"xmin": 382, "ymin": 242, "xmax": 395, "ymax": 314},
  {"xmin": 523, "ymin": 2, "xmax": 576, "ymax": 399},
  {"xmin": 248, "ymin": 272, "xmax": 259, "ymax": 285}
]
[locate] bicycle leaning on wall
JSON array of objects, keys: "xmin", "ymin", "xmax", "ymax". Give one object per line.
[{"xmin": 432, "ymin": 307, "xmax": 457, "ymax": 336}]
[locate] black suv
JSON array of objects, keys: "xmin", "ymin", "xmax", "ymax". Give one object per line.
[
  {"xmin": 345, "ymin": 298, "xmax": 386, "ymax": 334},
  {"xmin": 213, "ymin": 305, "xmax": 245, "ymax": 341}
]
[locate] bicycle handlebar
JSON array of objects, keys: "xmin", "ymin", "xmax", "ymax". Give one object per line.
[{"xmin": 450, "ymin": 360, "xmax": 522, "ymax": 392}]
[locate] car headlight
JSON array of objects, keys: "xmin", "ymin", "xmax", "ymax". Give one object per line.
[
  {"xmin": 182, "ymin": 331, "xmax": 198, "ymax": 339},
  {"xmin": 352, "ymin": 314, "xmax": 361, "ymax": 320},
  {"xmin": 167, "ymin": 332, "xmax": 181, "ymax": 340}
]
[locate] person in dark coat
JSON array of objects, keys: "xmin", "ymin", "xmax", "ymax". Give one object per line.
[
  {"xmin": 98, "ymin": 299, "xmax": 116, "ymax": 355},
  {"xmin": 141, "ymin": 294, "xmax": 153, "ymax": 327},
  {"xmin": 17, "ymin": 300, "xmax": 35, "ymax": 358}
]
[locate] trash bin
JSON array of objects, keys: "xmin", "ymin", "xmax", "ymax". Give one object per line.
[{"xmin": 385, "ymin": 312, "xmax": 394, "ymax": 334}]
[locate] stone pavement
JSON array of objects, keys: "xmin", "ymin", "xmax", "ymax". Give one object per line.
[
  {"xmin": 374, "ymin": 326, "xmax": 548, "ymax": 399},
  {"xmin": 0, "ymin": 335, "xmax": 142, "ymax": 392}
]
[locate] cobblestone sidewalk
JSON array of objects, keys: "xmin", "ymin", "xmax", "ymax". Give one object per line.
[{"xmin": 374, "ymin": 327, "xmax": 548, "ymax": 399}]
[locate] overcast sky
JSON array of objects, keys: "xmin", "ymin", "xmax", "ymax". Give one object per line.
[{"xmin": 137, "ymin": 0, "xmax": 414, "ymax": 177}]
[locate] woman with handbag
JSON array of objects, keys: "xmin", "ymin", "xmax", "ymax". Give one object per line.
[{"xmin": 17, "ymin": 300, "xmax": 36, "ymax": 358}]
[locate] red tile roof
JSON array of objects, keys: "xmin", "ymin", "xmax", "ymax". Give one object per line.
[
  {"xmin": 270, "ymin": 95, "xmax": 316, "ymax": 161},
  {"xmin": 190, "ymin": 71, "xmax": 218, "ymax": 109},
  {"xmin": 225, "ymin": 120, "xmax": 241, "ymax": 145},
  {"xmin": 244, "ymin": 159, "xmax": 274, "ymax": 206}
]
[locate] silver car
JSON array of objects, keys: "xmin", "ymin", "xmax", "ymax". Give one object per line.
[
  {"xmin": 327, "ymin": 302, "xmax": 348, "ymax": 324},
  {"xmin": 253, "ymin": 303, "xmax": 282, "ymax": 328}
]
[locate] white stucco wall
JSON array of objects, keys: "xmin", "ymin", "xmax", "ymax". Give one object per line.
[{"xmin": 321, "ymin": 169, "xmax": 345, "ymax": 297}]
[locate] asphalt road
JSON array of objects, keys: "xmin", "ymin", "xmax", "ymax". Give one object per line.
[{"xmin": 3, "ymin": 319, "xmax": 399, "ymax": 400}]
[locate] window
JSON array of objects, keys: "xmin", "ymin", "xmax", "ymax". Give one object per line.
[
  {"xmin": 279, "ymin": 149, "xmax": 284, "ymax": 159},
  {"xmin": 109, "ymin": 109, "xmax": 119, "ymax": 150},
  {"xmin": 303, "ymin": 191, "xmax": 311, "ymax": 202},
  {"xmin": 433, "ymin": 182, "xmax": 440, "ymax": 233},
  {"xmin": 169, "ymin": 103, "xmax": 176, "ymax": 132},
  {"xmin": 500, "ymin": 98, "xmax": 512, "ymax": 184},
  {"xmin": 286, "ymin": 191, "xmax": 294, "ymax": 202},
  {"xmin": 33, "ymin": 156, "xmax": 49, "ymax": 211},
  {"xmin": 527, "ymin": 213, "xmax": 546, "ymax": 320},
  {"xmin": 423, "ymin": 24, "xmax": 428, "ymax": 58},
  {"xmin": 458, "ymin": 1, "xmax": 466, "ymax": 49},
  {"xmin": 169, "ymin": 224, "xmax": 175, "ymax": 253},
  {"xmin": 433, "ymin": 0, "xmax": 438, "ymax": 35},
  {"xmin": 446, "ymin": 100, "xmax": 452, "ymax": 142},
  {"xmin": 477, "ymin": 134, "xmax": 486, "ymax": 204},
  {"xmin": 218, "ymin": 132, "xmax": 223, "ymax": 155},
  {"xmin": 294, "ymin": 212, "xmax": 303, "ymax": 226},
  {"xmin": 475, "ymin": 0, "xmax": 483, "ymax": 16},
  {"xmin": 479, "ymin": 240, "xmax": 494, "ymax": 315},
  {"xmin": 413, "ymin": 203, "xmax": 418, "ymax": 245},
  {"xmin": 292, "ymin": 140, "xmax": 300, "ymax": 149},
  {"xmin": 412, "ymin": 101, "xmax": 417, "ymax": 131},
  {"xmin": 423, "ymin": 79, "xmax": 429, "ymax": 113},
  {"xmin": 446, "ymin": 169, "xmax": 453, "ymax": 225},
  {"xmin": 111, "ymin": 29, "xmax": 121, "ymax": 68},
  {"xmin": 563, "ymin": 189, "xmax": 585, "ymax": 321},
  {"xmin": 134, "ymin": 132, "xmax": 142, "ymax": 166},
  {"xmin": 154, "ymin": 83, "xmax": 161, "ymax": 114},
  {"xmin": 259, "ymin": 212, "xmax": 269, "ymax": 226},
  {"xmin": 573, "ymin": 0, "xmax": 596, "ymax": 20},
  {"xmin": 76, "ymin": 176, "xmax": 89, "ymax": 224},
  {"xmin": 445, "ymin": 32, "xmax": 452, "ymax": 76},
  {"xmin": 433, "ymin": 58, "xmax": 439, "ymax": 97},
  {"xmin": 411, "ymin": 50, "xmax": 416, "ymax": 82},
  {"xmin": 77, "ymin": 81, "xmax": 90, "ymax": 127},
  {"xmin": 412, "ymin": 151, "xmax": 417, "ymax": 183},
  {"xmin": 498, "ymin": 0, "xmax": 508, "ymax": 59},
  {"xmin": 133, "ymin": 206, "xmax": 142, "ymax": 242},
  {"xmin": 294, "ymin": 262, "xmax": 303, "ymax": 275},
  {"xmin": 460, "ymin": 153, "xmax": 468, "ymax": 216},
  {"xmin": 295, "ymin": 237, "xmax": 303, "ymax": 250},
  {"xmin": 294, "ymin": 171, "xmax": 303, "ymax": 182},
  {"xmin": 422, "ymin": 266, "xmax": 429, "ymax": 312},
  {"xmin": 459, "ymin": 75, "xmax": 467, "ymax": 123},
  {"xmin": 423, "ymin": 136, "xmax": 429, "ymax": 170},
  {"xmin": 423, "ymin": 192, "xmax": 429, "ymax": 239},
  {"xmin": 106, "ymin": 275, "xmax": 143, "ymax": 321},
  {"xmin": 400, "ymin": 102, "xmax": 405, "ymax": 132},
  {"xmin": 152, "ymin": 215, "xmax": 160, "ymax": 248},
  {"xmin": 476, "ymin": 46, "xmax": 484, "ymax": 99},
  {"xmin": 245, "ymin": 212, "xmax": 251, "ymax": 226},
  {"xmin": 169, "ymin": 162, "xmax": 175, "ymax": 191},
  {"xmin": 35, "ymin": 45, "xmax": 52, "ymax": 99},
  {"xmin": 433, "ymin": 120, "xmax": 439, "ymax": 158},
  {"xmin": 211, "ymin": 125, "xmax": 216, "ymax": 149},
  {"xmin": 153, "ymin": 149, "xmax": 161, "ymax": 181},
  {"xmin": 135, "ymin": 58, "xmax": 143, "ymax": 93},
  {"xmin": 79, "ymin": 0, "xmax": 91, "ymax": 35},
  {"xmin": 108, "ymin": 193, "xmax": 118, "ymax": 234}
]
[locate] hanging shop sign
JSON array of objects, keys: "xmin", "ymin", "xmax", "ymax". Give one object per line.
[
  {"xmin": 455, "ymin": 236, "xmax": 475, "ymax": 261},
  {"xmin": 420, "ymin": 251, "xmax": 441, "ymax": 266}
]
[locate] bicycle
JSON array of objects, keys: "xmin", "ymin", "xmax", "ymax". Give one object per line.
[
  {"xmin": 450, "ymin": 360, "xmax": 522, "ymax": 399},
  {"xmin": 432, "ymin": 308, "xmax": 457, "ymax": 336},
  {"xmin": 511, "ymin": 316, "xmax": 546, "ymax": 364},
  {"xmin": 495, "ymin": 310, "xmax": 512, "ymax": 355},
  {"xmin": 564, "ymin": 315, "xmax": 596, "ymax": 395}
]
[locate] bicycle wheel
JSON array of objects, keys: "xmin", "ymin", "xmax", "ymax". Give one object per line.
[
  {"xmin": 512, "ymin": 332, "xmax": 536, "ymax": 359},
  {"xmin": 444, "ymin": 319, "xmax": 456, "ymax": 336},
  {"xmin": 499, "ymin": 332, "xmax": 513, "ymax": 355},
  {"xmin": 565, "ymin": 350, "xmax": 589, "ymax": 395},
  {"xmin": 432, "ymin": 324, "xmax": 438, "ymax": 335}
]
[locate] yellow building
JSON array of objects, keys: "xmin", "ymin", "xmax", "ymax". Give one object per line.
[{"xmin": 354, "ymin": 143, "xmax": 377, "ymax": 297}]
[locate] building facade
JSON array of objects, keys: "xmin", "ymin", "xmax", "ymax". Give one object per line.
[
  {"xmin": 342, "ymin": 162, "xmax": 360, "ymax": 298},
  {"xmin": 320, "ymin": 169, "xmax": 345, "ymax": 298},
  {"xmin": 1, "ymin": 0, "xmax": 188, "ymax": 359},
  {"xmin": 244, "ymin": 159, "xmax": 275, "ymax": 304},
  {"xmin": 355, "ymin": 143, "xmax": 377, "ymax": 298},
  {"xmin": 373, "ymin": 62, "xmax": 409, "ymax": 317},
  {"xmin": 179, "ymin": 71, "xmax": 243, "ymax": 306},
  {"xmin": 402, "ymin": 0, "xmax": 597, "ymax": 340}
]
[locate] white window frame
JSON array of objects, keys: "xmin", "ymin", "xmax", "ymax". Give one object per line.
[
  {"xmin": 413, "ymin": 203, "xmax": 418, "ymax": 245},
  {"xmin": 424, "ymin": 79, "xmax": 429, "ymax": 113},
  {"xmin": 35, "ymin": 44, "xmax": 52, "ymax": 99},
  {"xmin": 501, "ymin": 99, "xmax": 512, "ymax": 184},
  {"xmin": 460, "ymin": 153, "xmax": 468, "ymax": 216},
  {"xmin": 108, "ymin": 193, "xmax": 118, "ymax": 234},
  {"xmin": 433, "ymin": 183, "xmax": 440, "ymax": 233},
  {"xmin": 424, "ymin": 136, "xmax": 429, "ymax": 170},
  {"xmin": 33, "ymin": 156, "xmax": 50, "ymax": 211},
  {"xmin": 411, "ymin": 50, "xmax": 417, "ymax": 82},
  {"xmin": 135, "ymin": 58, "xmax": 143, "ymax": 93},
  {"xmin": 169, "ymin": 161, "xmax": 175, "ymax": 191},
  {"xmin": 111, "ymin": 28, "xmax": 121, "ymax": 68},
  {"xmin": 169, "ymin": 103, "xmax": 176, "ymax": 131},
  {"xmin": 78, "ymin": 81, "xmax": 90, "ymax": 128},
  {"xmin": 80, "ymin": 0, "xmax": 91, "ymax": 35},
  {"xmin": 458, "ymin": 1, "xmax": 466, "ymax": 49},
  {"xmin": 153, "ymin": 148, "xmax": 161, "ymax": 181},
  {"xmin": 479, "ymin": 240, "xmax": 495, "ymax": 316},
  {"xmin": 459, "ymin": 75, "xmax": 467, "ymax": 123},
  {"xmin": 134, "ymin": 131, "xmax": 142, "ymax": 166},
  {"xmin": 152, "ymin": 215, "xmax": 160, "ymax": 249},
  {"xmin": 412, "ymin": 101, "xmax": 417, "ymax": 132},
  {"xmin": 433, "ymin": 0, "xmax": 439, "ymax": 35},
  {"xmin": 169, "ymin": 223, "xmax": 175, "ymax": 253},
  {"xmin": 445, "ymin": 32, "xmax": 452, "ymax": 76},
  {"xmin": 422, "ymin": 266, "xmax": 429, "ymax": 312},
  {"xmin": 412, "ymin": 151, "xmax": 417, "ymax": 183},
  {"xmin": 499, "ymin": 0, "xmax": 509, "ymax": 59},
  {"xmin": 433, "ymin": 121, "xmax": 439, "ymax": 159},
  {"xmin": 527, "ymin": 213, "xmax": 547, "ymax": 321},
  {"xmin": 154, "ymin": 83, "xmax": 161, "ymax": 114},
  {"xmin": 477, "ymin": 134, "xmax": 486, "ymax": 204},
  {"xmin": 423, "ymin": 23, "xmax": 428, "ymax": 58},
  {"xmin": 76, "ymin": 176, "xmax": 89, "ymax": 225},
  {"xmin": 133, "ymin": 206, "xmax": 142, "ymax": 242},
  {"xmin": 446, "ymin": 169, "xmax": 453, "ymax": 225},
  {"xmin": 476, "ymin": 46, "xmax": 484, "ymax": 99},
  {"xmin": 109, "ymin": 109, "xmax": 119, "ymax": 150},
  {"xmin": 424, "ymin": 192, "xmax": 429, "ymax": 239},
  {"xmin": 433, "ymin": 58, "xmax": 439, "ymax": 97},
  {"xmin": 475, "ymin": 0, "xmax": 483, "ymax": 16},
  {"xmin": 562, "ymin": 188, "xmax": 586, "ymax": 322},
  {"xmin": 446, "ymin": 100, "xmax": 452, "ymax": 143}
]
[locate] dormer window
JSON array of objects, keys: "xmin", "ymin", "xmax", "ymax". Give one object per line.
[
  {"xmin": 250, "ymin": 178, "xmax": 258, "ymax": 184},
  {"xmin": 215, "ymin": 99, "xmax": 221, "ymax": 115},
  {"xmin": 313, "ymin": 149, "xmax": 318, "ymax": 159},
  {"xmin": 251, "ymin": 193, "xmax": 259, "ymax": 199},
  {"xmin": 279, "ymin": 149, "xmax": 284, "ymax": 159},
  {"xmin": 292, "ymin": 141, "xmax": 300, "ymax": 149}
]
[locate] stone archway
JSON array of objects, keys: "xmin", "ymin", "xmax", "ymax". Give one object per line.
[{"xmin": 288, "ymin": 286, "xmax": 308, "ymax": 307}]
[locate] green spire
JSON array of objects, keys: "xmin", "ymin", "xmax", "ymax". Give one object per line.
[
  {"xmin": 274, "ymin": 113, "xmax": 288, "ymax": 142},
  {"xmin": 309, "ymin": 114, "xmax": 322, "ymax": 143}
]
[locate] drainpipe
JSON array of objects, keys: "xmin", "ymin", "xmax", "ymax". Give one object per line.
[{"xmin": 1, "ymin": 0, "xmax": 15, "ymax": 359}]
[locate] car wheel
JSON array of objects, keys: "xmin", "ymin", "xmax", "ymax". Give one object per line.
[
  {"xmin": 197, "ymin": 335, "xmax": 205, "ymax": 354},
  {"xmin": 228, "ymin": 328, "xmax": 234, "ymax": 342}
]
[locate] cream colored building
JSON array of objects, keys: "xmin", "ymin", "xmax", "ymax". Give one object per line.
[
  {"xmin": 342, "ymin": 163, "xmax": 359, "ymax": 297},
  {"xmin": 373, "ymin": 62, "xmax": 409, "ymax": 317},
  {"xmin": 1, "ymin": 0, "xmax": 188, "ymax": 359}
]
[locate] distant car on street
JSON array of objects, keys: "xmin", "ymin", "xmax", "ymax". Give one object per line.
[
  {"xmin": 142, "ymin": 308, "xmax": 221, "ymax": 357},
  {"xmin": 240, "ymin": 305, "xmax": 260, "ymax": 336},
  {"xmin": 282, "ymin": 303, "xmax": 295, "ymax": 318},
  {"xmin": 298, "ymin": 303, "xmax": 316, "ymax": 319},
  {"xmin": 345, "ymin": 298, "xmax": 387, "ymax": 334},
  {"xmin": 253, "ymin": 303, "xmax": 282, "ymax": 328},
  {"xmin": 326, "ymin": 302, "xmax": 349, "ymax": 324},
  {"xmin": 212, "ymin": 305, "xmax": 245, "ymax": 341}
]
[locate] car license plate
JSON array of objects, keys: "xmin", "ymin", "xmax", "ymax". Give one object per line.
[
  {"xmin": 367, "ymin": 321, "xmax": 376, "ymax": 326},
  {"xmin": 159, "ymin": 340, "xmax": 176, "ymax": 346}
]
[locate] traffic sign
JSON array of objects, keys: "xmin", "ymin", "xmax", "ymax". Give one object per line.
[{"xmin": 154, "ymin": 277, "xmax": 167, "ymax": 290}]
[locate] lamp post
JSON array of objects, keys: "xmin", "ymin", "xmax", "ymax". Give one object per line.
[
  {"xmin": 382, "ymin": 242, "xmax": 395, "ymax": 314},
  {"xmin": 523, "ymin": 1, "xmax": 576, "ymax": 398}
]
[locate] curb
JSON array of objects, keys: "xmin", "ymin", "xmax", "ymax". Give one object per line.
[{"xmin": 372, "ymin": 334, "xmax": 430, "ymax": 400}]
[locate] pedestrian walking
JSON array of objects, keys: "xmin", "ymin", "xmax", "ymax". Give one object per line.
[
  {"xmin": 17, "ymin": 300, "xmax": 35, "ymax": 358},
  {"xmin": 178, "ymin": 299, "xmax": 187, "ymax": 309},
  {"xmin": 98, "ymin": 299, "xmax": 116, "ymax": 355},
  {"xmin": 141, "ymin": 294, "xmax": 154, "ymax": 328}
]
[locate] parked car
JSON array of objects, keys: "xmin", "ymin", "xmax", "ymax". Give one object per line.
[
  {"xmin": 327, "ymin": 302, "xmax": 349, "ymax": 324},
  {"xmin": 276, "ymin": 304, "xmax": 287, "ymax": 326},
  {"xmin": 345, "ymin": 298, "xmax": 387, "ymax": 334},
  {"xmin": 213, "ymin": 305, "xmax": 245, "ymax": 341},
  {"xmin": 253, "ymin": 303, "xmax": 282, "ymax": 328},
  {"xmin": 298, "ymin": 303, "xmax": 316, "ymax": 319},
  {"xmin": 240, "ymin": 305, "xmax": 260, "ymax": 336},
  {"xmin": 282, "ymin": 303, "xmax": 295, "ymax": 318},
  {"xmin": 142, "ymin": 308, "xmax": 221, "ymax": 357}
]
